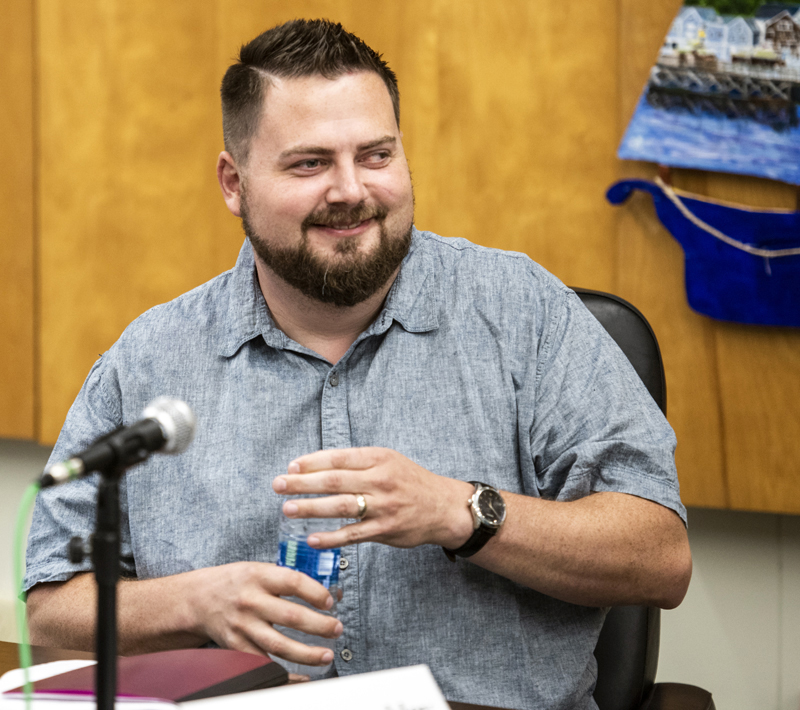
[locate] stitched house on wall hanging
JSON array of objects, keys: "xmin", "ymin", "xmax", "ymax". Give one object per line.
[{"xmin": 612, "ymin": 0, "xmax": 800, "ymax": 327}]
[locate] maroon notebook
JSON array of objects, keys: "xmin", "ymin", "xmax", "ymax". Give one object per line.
[{"xmin": 6, "ymin": 648, "xmax": 288, "ymax": 702}]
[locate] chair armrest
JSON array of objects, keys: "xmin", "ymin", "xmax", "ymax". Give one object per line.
[{"xmin": 640, "ymin": 682, "xmax": 715, "ymax": 710}]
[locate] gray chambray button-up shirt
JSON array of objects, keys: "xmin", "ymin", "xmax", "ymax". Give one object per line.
[{"xmin": 26, "ymin": 228, "xmax": 686, "ymax": 710}]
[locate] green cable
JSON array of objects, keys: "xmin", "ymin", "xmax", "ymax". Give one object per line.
[{"xmin": 14, "ymin": 481, "xmax": 40, "ymax": 708}]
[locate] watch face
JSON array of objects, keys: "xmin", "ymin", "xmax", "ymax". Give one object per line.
[{"xmin": 476, "ymin": 488, "xmax": 506, "ymax": 528}]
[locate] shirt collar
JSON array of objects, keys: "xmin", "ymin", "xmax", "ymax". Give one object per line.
[
  {"xmin": 219, "ymin": 227, "xmax": 439, "ymax": 357},
  {"xmin": 218, "ymin": 241, "xmax": 280, "ymax": 357},
  {"xmin": 372, "ymin": 227, "xmax": 440, "ymax": 336}
]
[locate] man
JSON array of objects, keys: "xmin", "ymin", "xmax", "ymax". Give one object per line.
[{"xmin": 25, "ymin": 19, "xmax": 691, "ymax": 710}]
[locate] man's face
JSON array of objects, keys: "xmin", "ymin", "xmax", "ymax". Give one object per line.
[{"xmin": 237, "ymin": 71, "xmax": 414, "ymax": 307}]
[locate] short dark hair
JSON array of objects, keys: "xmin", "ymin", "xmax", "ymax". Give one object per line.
[{"xmin": 221, "ymin": 19, "xmax": 400, "ymax": 163}]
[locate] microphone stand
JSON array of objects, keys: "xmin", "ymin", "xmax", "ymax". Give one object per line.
[
  {"xmin": 56, "ymin": 399, "xmax": 195, "ymax": 710},
  {"xmin": 51, "ymin": 397, "xmax": 195, "ymax": 710},
  {"xmin": 68, "ymin": 436, "xmax": 131, "ymax": 710},
  {"xmin": 92, "ymin": 465, "xmax": 123, "ymax": 710}
]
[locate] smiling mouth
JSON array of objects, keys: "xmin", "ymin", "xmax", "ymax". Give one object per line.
[
  {"xmin": 318, "ymin": 219, "xmax": 366, "ymax": 229},
  {"xmin": 304, "ymin": 204, "xmax": 388, "ymax": 234},
  {"xmin": 311, "ymin": 217, "xmax": 377, "ymax": 233}
]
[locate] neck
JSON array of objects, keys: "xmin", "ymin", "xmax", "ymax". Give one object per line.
[{"xmin": 254, "ymin": 255, "xmax": 398, "ymax": 365}]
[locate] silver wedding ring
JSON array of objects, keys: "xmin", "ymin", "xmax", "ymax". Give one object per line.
[{"xmin": 355, "ymin": 494, "xmax": 367, "ymax": 520}]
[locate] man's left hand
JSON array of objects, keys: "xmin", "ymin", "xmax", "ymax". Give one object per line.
[{"xmin": 271, "ymin": 447, "xmax": 475, "ymax": 550}]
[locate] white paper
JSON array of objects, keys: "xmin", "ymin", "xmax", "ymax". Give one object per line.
[{"xmin": 183, "ymin": 664, "xmax": 451, "ymax": 710}]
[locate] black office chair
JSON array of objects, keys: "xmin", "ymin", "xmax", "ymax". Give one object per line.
[{"xmin": 572, "ymin": 289, "xmax": 715, "ymax": 710}]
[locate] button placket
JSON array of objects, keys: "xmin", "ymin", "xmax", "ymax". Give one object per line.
[{"xmin": 320, "ymin": 360, "xmax": 360, "ymax": 670}]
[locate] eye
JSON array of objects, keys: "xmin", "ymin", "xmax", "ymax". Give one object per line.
[
  {"xmin": 294, "ymin": 158, "xmax": 323, "ymax": 170},
  {"xmin": 363, "ymin": 150, "xmax": 391, "ymax": 167}
]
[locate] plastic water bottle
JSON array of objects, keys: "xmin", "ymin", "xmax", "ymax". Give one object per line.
[{"xmin": 272, "ymin": 504, "xmax": 343, "ymax": 679}]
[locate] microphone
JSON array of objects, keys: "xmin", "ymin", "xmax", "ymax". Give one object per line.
[{"xmin": 40, "ymin": 397, "xmax": 196, "ymax": 488}]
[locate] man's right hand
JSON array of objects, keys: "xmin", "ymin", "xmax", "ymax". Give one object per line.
[
  {"xmin": 27, "ymin": 561, "xmax": 342, "ymax": 666},
  {"xmin": 187, "ymin": 561, "xmax": 342, "ymax": 665}
]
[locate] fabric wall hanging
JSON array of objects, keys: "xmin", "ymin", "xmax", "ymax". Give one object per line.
[
  {"xmin": 607, "ymin": 178, "xmax": 800, "ymax": 326},
  {"xmin": 613, "ymin": 1, "xmax": 800, "ymax": 326},
  {"xmin": 619, "ymin": 2, "xmax": 800, "ymax": 185}
]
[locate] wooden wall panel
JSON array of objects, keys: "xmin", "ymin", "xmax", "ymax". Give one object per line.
[
  {"xmin": 718, "ymin": 325, "xmax": 800, "ymax": 513},
  {"xmin": 425, "ymin": 1, "xmax": 620, "ymax": 290},
  {"xmin": 682, "ymin": 172, "xmax": 800, "ymax": 513},
  {"xmin": 0, "ymin": 0, "xmax": 35, "ymax": 440},
  {"xmin": 37, "ymin": 0, "xmax": 243, "ymax": 442}
]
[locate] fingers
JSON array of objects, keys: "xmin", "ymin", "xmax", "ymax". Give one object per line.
[
  {"xmin": 268, "ymin": 633, "xmax": 335, "ymax": 667},
  {"xmin": 287, "ymin": 673, "xmax": 311, "ymax": 683},
  {"xmin": 242, "ymin": 595, "xmax": 339, "ymax": 666},
  {"xmin": 271, "ymin": 447, "xmax": 446, "ymax": 549},
  {"xmin": 289, "ymin": 447, "xmax": 384, "ymax": 474},
  {"xmin": 283, "ymin": 493, "xmax": 366, "ymax": 520},
  {"xmin": 263, "ymin": 564, "xmax": 336, "ymax": 612},
  {"xmin": 226, "ymin": 568, "xmax": 341, "ymax": 639},
  {"xmin": 272, "ymin": 447, "xmax": 393, "ymax": 497},
  {"xmin": 225, "ymin": 618, "xmax": 337, "ymax": 667},
  {"xmin": 274, "ymin": 469, "xmax": 370, "ymax": 496},
  {"xmin": 307, "ymin": 519, "xmax": 385, "ymax": 550},
  {"xmin": 202, "ymin": 563, "xmax": 343, "ymax": 667},
  {"xmin": 266, "ymin": 595, "xmax": 343, "ymax": 640}
]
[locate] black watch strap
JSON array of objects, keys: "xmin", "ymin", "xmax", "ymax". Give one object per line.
[
  {"xmin": 443, "ymin": 524, "xmax": 497, "ymax": 562},
  {"xmin": 443, "ymin": 481, "xmax": 501, "ymax": 562}
]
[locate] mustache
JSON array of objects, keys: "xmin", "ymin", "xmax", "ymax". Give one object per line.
[{"xmin": 302, "ymin": 204, "xmax": 388, "ymax": 230}]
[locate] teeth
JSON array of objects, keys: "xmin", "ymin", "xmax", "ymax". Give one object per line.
[{"xmin": 330, "ymin": 222, "xmax": 360, "ymax": 230}]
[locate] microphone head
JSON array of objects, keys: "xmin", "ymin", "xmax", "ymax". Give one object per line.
[{"xmin": 142, "ymin": 397, "xmax": 196, "ymax": 454}]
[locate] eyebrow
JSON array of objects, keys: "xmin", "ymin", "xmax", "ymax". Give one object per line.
[{"xmin": 279, "ymin": 135, "xmax": 396, "ymax": 160}]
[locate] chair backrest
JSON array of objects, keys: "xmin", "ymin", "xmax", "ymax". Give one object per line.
[{"xmin": 571, "ymin": 288, "xmax": 665, "ymax": 710}]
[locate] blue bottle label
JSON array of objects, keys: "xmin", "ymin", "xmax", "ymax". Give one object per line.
[{"xmin": 278, "ymin": 538, "xmax": 340, "ymax": 589}]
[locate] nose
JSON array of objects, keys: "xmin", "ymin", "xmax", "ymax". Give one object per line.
[{"xmin": 325, "ymin": 163, "xmax": 369, "ymax": 205}]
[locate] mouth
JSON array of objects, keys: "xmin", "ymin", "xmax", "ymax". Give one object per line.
[{"xmin": 309, "ymin": 217, "xmax": 375, "ymax": 236}]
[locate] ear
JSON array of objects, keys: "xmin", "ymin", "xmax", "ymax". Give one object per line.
[{"xmin": 217, "ymin": 151, "xmax": 243, "ymax": 217}]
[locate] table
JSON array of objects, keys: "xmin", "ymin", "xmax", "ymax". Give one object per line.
[
  {"xmin": 0, "ymin": 641, "xmax": 500, "ymax": 710},
  {"xmin": 0, "ymin": 640, "xmax": 93, "ymax": 671}
]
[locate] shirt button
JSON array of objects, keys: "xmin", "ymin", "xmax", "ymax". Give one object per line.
[
  {"xmin": 330, "ymin": 372, "xmax": 339, "ymax": 387},
  {"xmin": 338, "ymin": 557, "xmax": 349, "ymax": 570},
  {"xmin": 340, "ymin": 648, "xmax": 353, "ymax": 662}
]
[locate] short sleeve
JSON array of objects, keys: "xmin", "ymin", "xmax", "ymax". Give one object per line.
[
  {"xmin": 24, "ymin": 351, "xmax": 137, "ymax": 592},
  {"xmin": 529, "ymin": 290, "xmax": 686, "ymax": 525}
]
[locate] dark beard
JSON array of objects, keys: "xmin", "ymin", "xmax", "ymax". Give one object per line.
[{"xmin": 241, "ymin": 196, "xmax": 412, "ymax": 308}]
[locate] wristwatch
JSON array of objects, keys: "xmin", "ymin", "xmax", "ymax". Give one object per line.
[{"xmin": 443, "ymin": 481, "xmax": 507, "ymax": 562}]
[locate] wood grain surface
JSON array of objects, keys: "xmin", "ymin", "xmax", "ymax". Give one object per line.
[
  {"xmin": 0, "ymin": 641, "xmax": 93, "ymax": 677},
  {"xmin": 3, "ymin": 0, "xmax": 799, "ymax": 512},
  {"xmin": 36, "ymin": 0, "xmax": 243, "ymax": 442},
  {"xmin": 0, "ymin": 0, "xmax": 36, "ymax": 439}
]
